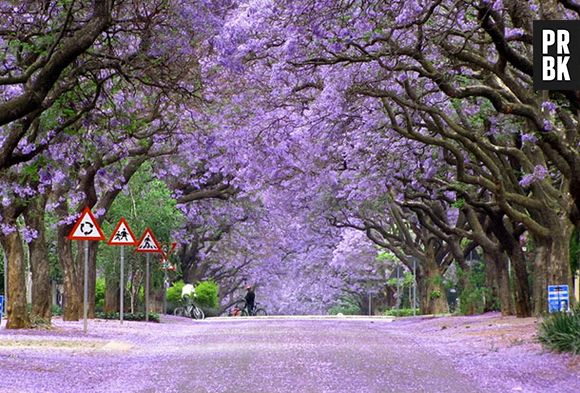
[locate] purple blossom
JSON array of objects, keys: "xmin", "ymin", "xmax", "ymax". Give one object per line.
[
  {"xmin": 446, "ymin": 207, "xmax": 459, "ymax": 227},
  {"xmin": 541, "ymin": 101, "xmax": 557, "ymax": 112},
  {"xmin": 543, "ymin": 119, "xmax": 553, "ymax": 131},
  {"xmin": 1, "ymin": 223, "xmax": 16, "ymax": 235},
  {"xmin": 21, "ymin": 226, "xmax": 39, "ymax": 243},
  {"xmin": 521, "ymin": 133, "xmax": 537, "ymax": 144},
  {"xmin": 519, "ymin": 165, "xmax": 548, "ymax": 187}
]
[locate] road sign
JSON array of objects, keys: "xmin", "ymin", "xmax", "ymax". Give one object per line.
[
  {"xmin": 0, "ymin": 295, "xmax": 4, "ymax": 321},
  {"xmin": 161, "ymin": 258, "xmax": 176, "ymax": 271},
  {"xmin": 160, "ymin": 242, "xmax": 177, "ymax": 259},
  {"xmin": 107, "ymin": 217, "xmax": 137, "ymax": 246},
  {"xmin": 135, "ymin": 228, "xmax": 162, "ymax": 253},
  {"xmin": 67, "ymin": 207, "xmax": 105, "ymax": 241},
  {"xmin": 548, "ymin": 285, "xmax": 570, "ymax": 313}
]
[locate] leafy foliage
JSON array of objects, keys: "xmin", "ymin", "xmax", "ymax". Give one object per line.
[
  {"xmin": 95, "ymin": 278, "xmax": 106, "ymax": 311},
  {"xmin": 194, "ymin": 280, "xmax": 219, "ymax": 309},
  {"xmin": 166, "ymin": 280, "xmax": 185, "ymax": 304},
  {"xmin": 457, "ymin": 262, "xmax": 495, "ymax": 315},
  {"xmin": 95, "ymin": 312, "xmax": 160, "ymax": 323},
  {"xmin": 538, "ymin": 306, "xmax": 580, "ymax": 354},
  {"xmin": 384, "ymin": 308, "xmax": 419, "ymax": 317}
]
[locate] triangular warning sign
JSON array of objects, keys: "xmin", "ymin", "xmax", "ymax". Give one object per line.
[
  {"xmin": 135, "ymin": 228, "xmax": 162, "ymax": 253},
  {"xmin": 67, "ymin": 207, "xmax": 106, "ymax": 241},
  {"xmin": 107, "ymin": 217, "xmax": 137, "ymax": 246},
  {"xmin": 160, "ymin": 242, "xmax": 177, "ymax": 259}
]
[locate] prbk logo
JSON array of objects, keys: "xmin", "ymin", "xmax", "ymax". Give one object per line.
[{"xmin": 533, "ymin": 21, "xmax": 580, "ymax": 90}]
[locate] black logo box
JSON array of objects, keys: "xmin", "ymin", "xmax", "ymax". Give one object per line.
[{"xmin": 533, "ymin": 20, "xmax": 580, "ymax": 90}]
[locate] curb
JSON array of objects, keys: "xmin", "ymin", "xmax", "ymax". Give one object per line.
[{"xmin": 200, "ymin": 315, "xmax": 396, "ymax": 323}]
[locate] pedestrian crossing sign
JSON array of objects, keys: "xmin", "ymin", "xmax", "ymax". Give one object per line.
[{"xmin": 135, "ymin": 228, "xmax": 162, "ymax": 253}]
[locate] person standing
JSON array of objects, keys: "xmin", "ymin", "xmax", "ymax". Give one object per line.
[{"xmin": 245, "ymin": 285, "xmax": 255, "ymax": 315}]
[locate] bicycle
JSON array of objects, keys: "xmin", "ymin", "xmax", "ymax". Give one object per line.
[
  {"xmin": 241, "ymin": 301, "xmax": 268, "ymax": 317},
  {"xmin": 173, "ymin": 297, "xmax": 205, "ymax": 320}
]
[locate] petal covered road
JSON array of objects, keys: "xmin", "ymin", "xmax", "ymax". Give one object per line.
[{"xmin": 0, "ymin": 314, "xmax": 578, "ymax": 392}]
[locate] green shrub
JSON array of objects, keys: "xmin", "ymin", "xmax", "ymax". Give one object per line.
[
  {"xmin": 538, "ymin": 306, "xmax": 580, "ymax": 354},
  {"xmin": 459, "ymin": 287, "xmax": 487, "ymax": 315},
  {"xmin": 96, "ymin": 312, "xmax": 160, "ymax": 323},
  {"xmin": 328, "ymin": 304, "xmax": 360, "ymax": 315},
  {"xmin": 201, "ymin": 307, "xmax": 220, "ymax": 318},
  {"xmin": 384, "ymin": 308, "xmax": 419, "ymax": 317},
  {"xmin": 95, "ymin": 278, "xmax": 106, "ymax": 311},
  {"xmin": 52, "ymin": 305, "xmax": 62, "ymax": 316},
  {"xmin": 195, "ymin": 280, "xmax": 219, "ymax": 309},
  {"xmin": 457, "ymin": 261, "xmax": 495, "ymax": 315},
  {"xmin": 166, "ymin": 280, "xmax": 185, "ymax": 304}
]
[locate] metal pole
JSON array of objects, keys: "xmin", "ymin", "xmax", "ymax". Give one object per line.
[
  {"xmin": 83, "ymin": 240, "xmax": 89, "ymax": 333},
  {"xmin": 368, "ymin": 292, "xmax": 371, "ymax": 316},
  {"xmin": 145, "ymin": 253, "xmax": 150, "ymax": 322},
  {"xmin": 163, "ymin": 270, "xmax": 168, "ymax": 315},
  {"xmin": 120, "ymin": 246, "xmax": 124, "ymax": 324},
  {"xmin": 413, "ymin": 259, "xmax": 417, "ymax": 316},
  {"xmin": 396, "ymin": 264, "xmax": 401, "ymax": 310}
]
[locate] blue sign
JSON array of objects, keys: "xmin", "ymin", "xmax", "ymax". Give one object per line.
[
  {"xmin": 0, "ymin": 295, "xmax": 4, "ymax": 319},
  {"xmin": 548, "ymin": 285, "xmax": 569, "ymax": 313}
]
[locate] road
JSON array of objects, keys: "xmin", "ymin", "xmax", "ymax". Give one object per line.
[
  {"xmin": 0, "ymin": 316, "xmax": 481, "ymax": 392},
  {"xmin": 1, "ymin": 315, "xmax": 578, "ymax": 392},
  {"xmin": 152, "ymin": 319, "xmax": 483, "ymax": 393}
]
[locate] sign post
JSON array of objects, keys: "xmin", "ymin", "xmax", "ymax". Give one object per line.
[
  {"xmin": 146, "ymin": 254, "xmax": 150, "ymax": 321},
  {"xmin": 548, "ymin": 285, "xmax": 570, "ymax": 313},
  {"xmin": 107, "ymin": 217, "xmax": 137, "ymax": 324},
  {"xmin": 67, "ymin": 207, "xmax": 105, "ymax": 333},
  {"xmin": 3, "ymin": 253, "xmax": 6, "ymax": 319},
  {"xmin": 135, "ymin": 228, "xmax": 162, "ymax": 322},
  {"xmin": 0, "ymin": 294, "xmax": 4, "ymax": 325},
  {"xmin": 412, "ymin": 258, "xmax": 417, "ymax": 316}
]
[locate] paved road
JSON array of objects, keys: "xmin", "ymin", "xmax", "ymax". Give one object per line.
[
  {"xmin": 0, "ymin": 317, "xmax": 484, "ymax": 393},
  {"xmin": 111, "ymin": 318, "xmax": 482, "ymax": 393}
]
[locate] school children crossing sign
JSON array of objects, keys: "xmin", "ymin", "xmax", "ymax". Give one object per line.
[
  {"xmin": 107, "ymin": 217, "xmax": 137, "ymax": 246},
  {"xmin": 135, "ymin": 228, "xmax": 161, "ymax": 253},
  {"xmin": 67, "ymin": 207, "xmax": 105, "ymax": 241}
]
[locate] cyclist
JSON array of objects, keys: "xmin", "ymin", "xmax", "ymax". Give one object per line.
[
  {"xmin": 181, "ymin": 283, "xmax": 196, "ymax": 307},
  {"xmin": 244, "ymin": 284, "xmax": 255, "ymax": 315}
]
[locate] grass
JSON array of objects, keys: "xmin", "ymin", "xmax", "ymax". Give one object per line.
[{"xmin": 538, "ymin": 306, "xmax": 580, "ymax": 354}]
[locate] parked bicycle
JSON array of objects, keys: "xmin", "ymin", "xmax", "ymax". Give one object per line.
[{"xmin": 173, "ymin": 298, "xmax": 205, "ymax": 320}]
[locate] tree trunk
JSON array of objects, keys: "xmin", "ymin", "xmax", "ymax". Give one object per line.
[
  {"xmin": 183, "ymin": 267, "xmax": 199, "ymax": 284},
  {"xmin": 484, "ymin": 254, "xmax": 500, "ymax": 312},
  {"xmin": 56, "ymin": 200, "xmax": 82, "ymax": 321},
  {"xmin": 0, "ymin": 229, "xmax": 30, "ymax": 329},
  {"xmin": 76, "ymin": 241, "xmax": 99, "ymax": 318},
  {"xmin": 23, "ymin": 195, "xmax": 52, "ymax": 322},
  {"xmin": 490, "ymin": 215, "xmax": 531, "ymax": 317},
  {"xmin": 496, "ymin": 253, "xmax": 514, "ymax": 315},
  {"xmin": 58, "ymin": 235, "xmax": 81, "ymax": 321},
  {"xmin": 417, "ymin": 259, "xmax": 448, "ymax": 314},
  {"xmin": 483, "ymin": 252, "xmax": 513, "ymax": 315},
  {"xmin": 104, "ymin": 273, "xmax": 119, "ymax": 313},
  {"xmin": 532, "ymin": 227, "xmax": 574, "ymax": 314}
]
